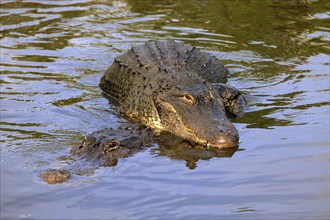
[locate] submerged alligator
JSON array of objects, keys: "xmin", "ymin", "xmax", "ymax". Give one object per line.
[
  {"xmin": 41, "ymin": 40, "xmax": 244, "ymax": 184},
  {"xmin": 41, "ymin": 124, "xmax": 238, "ymax": 184}
]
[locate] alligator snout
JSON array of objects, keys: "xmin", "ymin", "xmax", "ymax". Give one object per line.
[
  {"xmin": 189, "ymin": 114, "xmax": 239, "ymax": 148},
  {"xmin": 206, "ymin": 122, "xmax": 239, "ymax": 148}
]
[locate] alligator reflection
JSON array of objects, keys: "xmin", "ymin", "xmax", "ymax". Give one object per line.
[{"xmin": 156, "ymin": 131, "xmax": 238, "ymax": 169}]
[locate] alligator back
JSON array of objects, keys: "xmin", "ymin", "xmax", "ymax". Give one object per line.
[
  {"xmin": 102, "ymin": 41, "xmax": 228, "ymax": 83},
  {"xmin": 100, "ymin": 40, "xmax": 228, "ymax": 118}
]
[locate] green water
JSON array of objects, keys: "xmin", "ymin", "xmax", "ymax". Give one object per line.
[{"xmin": 1, "ymin": 0, "xmax": 329, "ymax": 219}]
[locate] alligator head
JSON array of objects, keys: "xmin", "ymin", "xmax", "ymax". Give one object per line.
[{"xmin": 155, "ymin": 84, "xmax": 239, "ymax": 148}]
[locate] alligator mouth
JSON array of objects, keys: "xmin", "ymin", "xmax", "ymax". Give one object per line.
[
  {"xmin": 207, "ymin": 134, "xmax": 239, "ymax": 148},
  {"xmin": 192, "ymin": 128, "xmax": 239, "ymax": 148},
  {"xmin": 157, "ymin": 131, "xmax": 239, "ymax": 156}
]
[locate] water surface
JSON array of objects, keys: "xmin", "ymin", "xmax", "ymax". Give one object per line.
[{"xmin": 1, "ymin": 0, "xmax": 329, "ymax": 219}]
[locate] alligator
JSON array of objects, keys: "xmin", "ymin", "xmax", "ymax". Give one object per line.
[
  {"xmin": 99, "ymin": 39, "xmax": 244, "ymax": 148},
  {"xmin": 41, "ymin": 124, "xmax": 154, "ymax": 184},
  {"xmin": 40, "ymin": 40, "xmax": 244, "ymax": 184}
]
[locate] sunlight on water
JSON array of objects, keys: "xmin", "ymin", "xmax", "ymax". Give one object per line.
[{"xmin": 1, "ymin": 0, "xmax": 329, "ymax": 219}]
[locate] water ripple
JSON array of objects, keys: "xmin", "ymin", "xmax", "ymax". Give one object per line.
[{"xmin": 0, "ymin": 0, "xmax": 329, "ymax": 219}]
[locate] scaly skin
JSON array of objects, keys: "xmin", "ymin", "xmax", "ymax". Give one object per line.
[
  {"xmin": 100, "ymin": 40, "xmax": 244, "ymax": 148},
  {"xmin": 40, "ymin": 125, "xmax": 154, "ymax": 184}
]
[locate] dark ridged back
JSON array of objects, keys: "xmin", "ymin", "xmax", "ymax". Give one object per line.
[
  {"xmin": 100, "ymin": 40, "xmax": 228, "ymax": 101},
  {"xmin": 99, "ymin": 40, "xmax": 229, "ymax": 127}
]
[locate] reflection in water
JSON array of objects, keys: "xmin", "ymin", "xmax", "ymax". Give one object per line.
[
  {"xmin": 156, "ymin": 132, "xmax": 238, "ymax": 169},
  {"xmin": 0, "ymin": 0, "xmax": 329, "ymax": 219}
]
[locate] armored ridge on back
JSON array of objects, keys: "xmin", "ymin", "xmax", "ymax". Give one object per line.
[{"xmin": 100, "ymin": 40, "xmax": 244, "ymax": 148}]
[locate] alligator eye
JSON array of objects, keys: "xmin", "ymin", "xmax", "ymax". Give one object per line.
[{"xmin": 181, "ymin": 93, "xmax": 195, "ymax": 104}]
